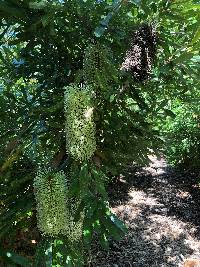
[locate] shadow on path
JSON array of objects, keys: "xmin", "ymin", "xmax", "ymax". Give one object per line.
[
  {"xmin": 92, "ymin": 156, "xmax": 200, "ymax": 267},
  {"xmin": 109, "ymin": 156, "xmax": 200, "ymax": 233}
]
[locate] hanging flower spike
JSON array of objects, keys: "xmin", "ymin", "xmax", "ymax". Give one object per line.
[
  {"xmin": 83, "ymin": 43, "xmax": 117, "ymax": 93},
  {"xmin": 34, "ymin": 169, "xmax": 70, "ymax": 237},
  {"xmin": 64, "ymin": 84, "xmax": 96, "ymax": 162},
  {"xmin": 121, "ymin": 23, "xmax": 157, "ymax": 82}
]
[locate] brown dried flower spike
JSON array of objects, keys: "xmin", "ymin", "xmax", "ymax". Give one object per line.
[{"xmin": 121, "ymin": 23, "xmax": 157, "ymax": 82}]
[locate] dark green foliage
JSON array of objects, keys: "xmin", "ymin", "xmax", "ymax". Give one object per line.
[
  {"xmin": 161, "ymin": 102, "xmax": 200, "ymax": 168},
  {"xmin": 0, "ymin": 0, "xmax": 199, "ymax": 266},
  {"xmin": 68, "ymin": 161, "xmax": 127, "ymax": 251},
  {"xmin": 0, "ymin": 247, "xmax": 32, "ymax": 267}
]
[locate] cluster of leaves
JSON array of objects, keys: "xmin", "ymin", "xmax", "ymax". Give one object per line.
[
  {"xmin": 159, "ymin": 100, "xmax": 200, "ymax": 168},
  {"xmin": 0, "ymin": 0, "xmax": 199, "ymax": 266}
]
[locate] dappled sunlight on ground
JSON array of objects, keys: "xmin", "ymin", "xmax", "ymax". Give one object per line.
[{"xmin": 92, "ymin": 156, "xmax": 200, "ymax": 267}]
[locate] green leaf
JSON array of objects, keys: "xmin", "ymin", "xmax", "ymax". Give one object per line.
[
  {"xmin": 29, "ymin": 1, "xmax": 47, "ymax": 9},
  {"xmin": 191, "ymin": 55, "xmax": 200, "ymax": 63},
  {"xmin": 45, "ymin": 240, "xmax": 53, "ymax": 267},
  {"xmin": 191, "ymin": 27, "xmax": 200, "ymax": 44},
  {"xmin": 0, "ymin": 2, "xmax": 26, "ymax": 18},
  {"xmin": 91, "ymin": 168, "xmax": 108, "ymax": 198},
  {"xmin": 41, "ymin": 14, "xmax": 51, "ymax": 27},
  {"xmin": 100, "ymin": 214, "xmax": 125, "ymax": 241},
  {"xmin": 109, "ymin": 213, "xmax": 127, "ymax": 233},
  {"xmin": 33, "ymin": 239, "xmax": 49, "ymax": 267},
  {"xmin": 174, "ymin": 51, "xmax": 194, "ymax": 64},
  {"xmin": 100, "ymin": 12, "xmax": 113, "ymax": 27},
  {"xmin": 130, "ymin": 0, "xmax": 141, "ymax": 6},
  {"xmin": 94, "ymin": 0, "xmax": 122, "ymax": 37},
  {"xmin": 94, "ymin": 25, "xmax": 107, "ymax": 38},
  {"xmin": 99, "ymin": 233, "xmax": 109, "ymax": 250},
  {"xmin": 155, "ymin": 99, "xmax": 169, "ymax": 112},
  {"xmin": 83, "ymin": 227, "xmax": 92, "ymax": 249},
  {"xmin": 0, "ymin": 249, "xmax": 32, "ymax": 267},
  {"xmin": 182, "ymin": 3, "xmax": 200, "ymax": 11},
  {"xmin": 164, "ymin": 109, "xmax": 176, "ymax": 119}
]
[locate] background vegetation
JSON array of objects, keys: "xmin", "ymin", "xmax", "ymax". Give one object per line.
[{"xmin": 0, "ymin": 0, "xmax": 199, "ymax": 266}]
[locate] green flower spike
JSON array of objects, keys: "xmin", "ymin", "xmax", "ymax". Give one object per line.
[
  {"xmin": 64, "ymin": 84, "xmax": 96, "ymax": 162},
  {"xmin": 34, "ymin": 169, "xmax": 70, "ymax": 237}
]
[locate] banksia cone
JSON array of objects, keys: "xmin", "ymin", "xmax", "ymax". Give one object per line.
[
  {"xmin": 34, "ymin": 170, "xmax": 69, "ymax": 236},
  {"xmin": 67, "ymin": 197, "xmax": 84, "ymax": 244},
  {"xmin": 83, "ymin": 43, "xmax": 117, "ymax": 92},
  {"xmin": 83, "ymin": 43, "xmax": 106, "ymax": 85},
  {"xmin": 64, "ymin": 84, "xmax": 96, "ymax": 162},
  {"xmin": 34, "ymin": 169, "xmax": 84, "ymax": 241},
  {"xmin": 121, "ymin": 23, "xmax": 157, "ymax": 82}
]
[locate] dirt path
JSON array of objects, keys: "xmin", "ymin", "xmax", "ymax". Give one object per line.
[{"xmin": 91, "ymin": 156, "xmax": 200, "ymax": 267}]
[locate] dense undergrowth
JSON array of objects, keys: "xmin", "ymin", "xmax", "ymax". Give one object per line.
[{"xmin": 162, "ymin": 102, "xmax": 200, "ymax": 169}]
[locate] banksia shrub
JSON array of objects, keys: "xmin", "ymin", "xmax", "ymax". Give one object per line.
[
  {"xmin": 34, "ymin": 169, "xmax": 70, "ymax": 236},
  {"xmin": 121, "ymin": 23, "xmax": 157, "ymax": 82},
  {"xmin": 64, "ymin": 84, "xmax": 96, "ymax": 162}
]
